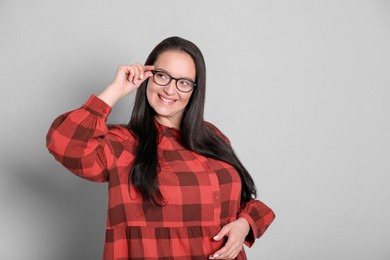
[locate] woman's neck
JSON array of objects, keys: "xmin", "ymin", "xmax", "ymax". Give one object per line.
[{"xmin": 154, "ymin": 115, "xmax": 181, "ymax": 130}]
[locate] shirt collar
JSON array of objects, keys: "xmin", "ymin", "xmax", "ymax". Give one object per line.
[{"xmin": 155, "ymin": 120, "xmax": 181, "ymax": 141}]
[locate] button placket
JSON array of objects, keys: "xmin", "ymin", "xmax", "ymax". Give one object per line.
[{"xmin": 196, "ymin": 155, "xmax": 221, "ymax": 225}]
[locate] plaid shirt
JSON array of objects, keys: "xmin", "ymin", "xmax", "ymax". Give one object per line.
[{"xmin": 46, "ymin": 95, "xmax": 275, "ymax": 260}]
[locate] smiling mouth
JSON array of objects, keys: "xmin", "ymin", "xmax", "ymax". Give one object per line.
[{"xmin": 158, "ymin": 94, "xmax": 176, "ymax": 104}]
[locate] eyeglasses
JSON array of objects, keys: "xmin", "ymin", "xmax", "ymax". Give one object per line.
[{"xmin": 151, "ymin": 70, "xmax": 197, "ymax": 93}]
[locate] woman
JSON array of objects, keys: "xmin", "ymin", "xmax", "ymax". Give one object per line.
[{"xmin": 46, "ymin": 36, "xmax": 275, "ymax": 259}]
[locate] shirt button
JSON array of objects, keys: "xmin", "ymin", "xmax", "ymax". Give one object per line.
[
  {"xmin": 214, "ymin": 193, "xmax": 220, "ymax": 200},
  {"xmin": 202, "ymin": 162, "xmax": 210, "ymax": 170}
]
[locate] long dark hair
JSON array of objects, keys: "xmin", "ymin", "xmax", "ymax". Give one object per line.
[{"xmin": 127, "ymin": 36, "xmax": 256, "ymax": 209}]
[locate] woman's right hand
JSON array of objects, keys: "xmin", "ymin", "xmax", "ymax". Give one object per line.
[{"xmin": 98, "ymin": 64, "xmax": 155, "ymax": 107}]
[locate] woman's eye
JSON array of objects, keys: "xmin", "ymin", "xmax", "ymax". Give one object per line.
[
  {"xmin": 157, "ymin": 73, "xmax": 168, "ymax": 79},
  {"xmin": 179, "ymin": 80, "xmax": 190, "ymax": 87}
]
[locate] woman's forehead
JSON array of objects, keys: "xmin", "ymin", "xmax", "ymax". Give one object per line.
[{"xmin": 154, "ymin": 50, "xmax": 196, "ymax": 79}]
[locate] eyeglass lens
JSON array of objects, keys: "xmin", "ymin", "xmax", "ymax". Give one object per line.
[{"xmin": 153, "ymin": 71, "xmax": 194, "ymax": 93}]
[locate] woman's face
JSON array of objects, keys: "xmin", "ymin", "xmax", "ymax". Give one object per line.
[{"xmin": 146, "ymin": 50, "xmax": 196, "ymax": 129}]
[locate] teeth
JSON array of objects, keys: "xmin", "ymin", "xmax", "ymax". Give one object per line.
[{"xmin": 159, "ymin": 95, "xmax": 175, "ymax": 103}]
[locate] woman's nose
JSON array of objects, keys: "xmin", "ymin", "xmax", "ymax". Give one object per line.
[{"xmin": 163, "ymin": 80, "xmax": 177, "ymax": 95}]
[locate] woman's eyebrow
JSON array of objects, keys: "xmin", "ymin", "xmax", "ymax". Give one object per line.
[{"xmin": 154, "ymin": 67, "xmax": 169, "ymax": 73}]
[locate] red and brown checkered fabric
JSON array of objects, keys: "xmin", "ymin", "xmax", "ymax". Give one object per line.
[{"xmin": 46, "ymin": 95, "xmax": 275, "ymax": 260}]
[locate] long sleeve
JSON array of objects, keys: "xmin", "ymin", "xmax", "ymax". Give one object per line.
[
  {"xmin": 46, "ymin": 95, "xmax": 133, "ymax": 182},
  {"xmin": 238, "ymin": 199, "xmax": 275, "ymax": 247}
]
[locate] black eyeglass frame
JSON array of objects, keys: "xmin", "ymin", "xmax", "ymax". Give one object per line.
[{"xmin": 151, "ymin": 70, "xmax": 197, "ymax": 93}]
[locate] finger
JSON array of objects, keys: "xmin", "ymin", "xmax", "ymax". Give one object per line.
[
  {"xmin": 143, "ymin": 65, "xmax": 155, "ymax": 72},
  {"xmin": 144, "ymin": 70, "xmax": 153, "ymax": 79},
  {"xmin": 136, "ymin": 70, "xmax": 153, "ymax": 86},
  {"xmin": 216, "ymin": 244, "xmax": 241, "ymax": 259},
  {"xmin": 226, "ymin": 244, "xmax": 243, "ymax": 259},
  {"xmin": 131, "ymin": 64, "xmax": 152, "ymax": 85},
  {"xmin": 213, "ymin": 246, "xmax": 240, "ymax": 259},
  {"xmin": 213, "ymin": 226, "xmax": 230, "ymax": 241},
  {"xmin": 116, "ymin": 65, "xmax": 135, "ymax": 86},
  {"xmin": 213, "ymin": 232, "xmax": 244, "ymax": 259},
  {"xmin": 117, "ymin": 65, "xmax": 129, "ymax": 79},
  {"xmin": 126, "ymin": 66, "xmax": 135, "ymax": 84},
  {"xmin": 132, "ymin": 66, "xmax": 140, "ymax": 85},
  {"xmin": 211, "ymin": 238, "xmax": 235, "ymax": 259},
  {"xmin": 209, "ymin": 226, "xmax": 230, "ymax": 258},
  {"xmin": 134, "ymin": 64, "xmax": 144, "ymax": 80},
  {"xmin": 143, "ymin": 66, "xmax": 155, "ymax": 79}
]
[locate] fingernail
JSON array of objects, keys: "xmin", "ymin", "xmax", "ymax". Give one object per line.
[
  {"xmin": 134, "ymin": 80, "xmax": 138, "ymax": 84},
  {"xmin": 140, "ymin": 74, "xmax": 144, "ymax": 80},
  {"xmin": 209, "ymin": 256, "xmax": 214, "ymax": 259},
  {"xmin": 214, "ymin": 254, "xmax": 219, "ymax": 257},
  {"xmin": 213, "ymin": 235, "xmax": 219, "ymax": 240}
]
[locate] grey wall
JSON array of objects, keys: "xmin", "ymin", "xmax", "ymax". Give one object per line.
[{"xmin": 1, "ymin": 0, "xmax": 389, "ymax": 259}]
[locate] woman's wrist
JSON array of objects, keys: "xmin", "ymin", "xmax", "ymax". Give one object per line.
[
  {"xmin": 97, "ymin": 84, "xmax": 123, "ymax": 107},
  {"xmin": 237, "ymin": 217, "xmax": 251, "ymax": 236}
]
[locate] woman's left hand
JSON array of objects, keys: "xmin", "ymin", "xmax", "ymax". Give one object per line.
[{"xmin": 209, "ymin": 218, "xmax": 250, "ymax": 259}]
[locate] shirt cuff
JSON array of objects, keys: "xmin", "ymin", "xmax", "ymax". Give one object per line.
[
  {"xmin": 82, "ymin": 94, "xmax": 112, "ymax": 119},
  {"xmin": 238, "ymin": 212, "xmax": 257, "ymax": 247}
]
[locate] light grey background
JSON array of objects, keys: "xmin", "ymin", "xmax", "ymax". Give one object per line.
[{"xmin": 1, "ymin": 0, "xmax": 389, "ymax": 259}]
